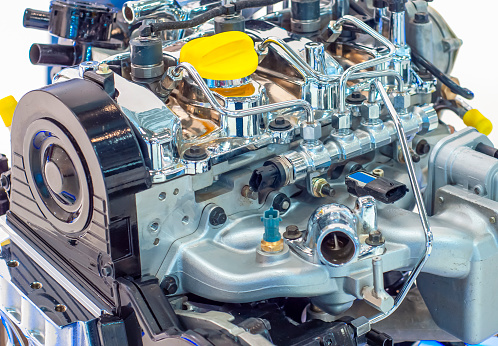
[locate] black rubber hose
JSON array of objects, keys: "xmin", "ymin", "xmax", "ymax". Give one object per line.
[
  {"xmin": 23, "ymin": 8, "xmax": 50, "ymax": 30},
  {"xmin": 148, "ymin": 0, "xmax": 283, "ymax": 33},
  {"xmin": 411, "ymin": 51, "xmax": 475, "ymax": 100},
  {"xmin": 29, "ymin": 44, "xmax": 78, "ymax": 66}
]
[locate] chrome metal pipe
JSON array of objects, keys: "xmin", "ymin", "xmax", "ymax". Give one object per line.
[
  {"xmin": 172, "ymin": 62, "xmax": 314, "ymax": 123},
  {"xmin": 372, "ymin": 257, "xmax": 384, "ymax": 298},
  {"xmin": 257, "ymin": 37, "xmax": 341, "ymax": 83},
  {"xmin": 350, "ymin": 70, "xmax": 404, "ymax": 92},
  {"xmin": 333, "ymin": 15, "xmax": 396, "ymax": 113},
  {"xmin": 332, "ymin": 0, "xmax": 349, "ymax": 20},
  {"xmin": 368, "ymin": 79, "xmax": 433, "ymax": 325},
  {"xmin": 390, "ymin": 11, "xmax": 406, "ymax": 47},
  {"xmin": 305, "ymin": 42, "xmax": 326, "ymax": 73},
  {"xmin": 123, "ymin": 0, "xmax": 179, "ymax": 24}
]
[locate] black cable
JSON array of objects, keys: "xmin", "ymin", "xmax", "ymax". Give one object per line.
[
  {"xmin": 411, "ymin": 51, "xmax": 475, "ymax": 100},
  {"xmin": 145, "ymin": 0, "xmax": 283, "ymax": 34}
]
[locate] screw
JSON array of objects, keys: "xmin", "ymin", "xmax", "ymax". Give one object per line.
[
  {"xmin": 283, "ymin": 225, "xmax": 302, "ymax": 240},
  {"xmin": 490, "ymin": 216, "xmax": 496, "ymax": 224},
  {"xmin": 209, "ymin": 207, "xmax": 227, "ymax": 226},
  {"xmin": 161, "ymin": 276, "xmax": 178, "ymax": 295},
  {"xmin": 437, "ymin": 196, "xmax": 444, "ymax": 204}
]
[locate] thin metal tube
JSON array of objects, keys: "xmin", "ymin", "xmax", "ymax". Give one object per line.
[
  {"xmin": 369, "ymin": 79, "xmax": 433, "ymax": 325},
  {"xmin": 172, "ymin": 62, "xmax": 314, "ymax": 123},
  {"xmin": 390, "ymin": 11, "xmax": 406, "ymax": 47},
  {"xmin": 257, "ymin": 37, "xmax": 341, "ymax": 83},
  {"xmin": 333, "ymin": 15, "xmax": 396, "ymax": 113},
  {"xmin": 350, "ymin": 70, "xmax": 404, "ymax": 92}
]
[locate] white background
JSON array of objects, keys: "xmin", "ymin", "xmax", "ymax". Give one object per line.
[{"xmin": 0, "ymin": 1, "xmax": 497, "ymax": 160}]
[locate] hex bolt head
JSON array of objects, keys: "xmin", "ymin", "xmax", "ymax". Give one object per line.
[
  {"xmin": 360, "ymin": 101, "xmax": 381, "ymax": 120},
  {"xmin": 269, "ymin": 117, "xmax": 292, "ymax": 131},
  {"xmin": 366, "ymin": 230, "xmax": 384, "ymax": 246},
  {"xmin": 390, "ymin": 91, "xmax": 411, "ymax": 110},
  {"xmin": 161, "ymin": 276, "xmax": 178, "ymax": 295},
  {"xmin": 300, "ymin": 121, "xmax": 322, "ymax": 142},
  {"xmin": 416, "ymin": 140, "xmax": 431, "ymax": 155},
  {"xmin": 283, "ymin": 225, "xmax": 302, "ymax": 240},
  {"xmin": 183, "ymin": 146, "xmax": 208, "ymax": 161},
  {"xmin": 414, "ymin": 12, "xmax": 430, "ymax": 24},
  {"xmin": 209, "ymin": 207, "xmax": 227, "ymax": 227}
]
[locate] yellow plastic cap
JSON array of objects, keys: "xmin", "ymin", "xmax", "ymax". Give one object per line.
[
  {"xmin": 0, "ymin": 95, "xmax": 17, "ymax": 127},
  {"xmin": 463, "ymin": 109, "xmax": 493, "ymax": 136},
  {"xmin": 179, "ymin": 31, "xmax": 258, "ymax": 81}
]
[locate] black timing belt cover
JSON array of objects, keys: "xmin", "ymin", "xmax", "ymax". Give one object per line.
[{"xmin": 8, "ymin": 78, "xmax": 151, "ymax": 308}]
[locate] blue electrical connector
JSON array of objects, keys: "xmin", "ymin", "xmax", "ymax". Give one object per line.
[{"xmin": 261, "ymin": 207, "xmax": 282, "ymax": 243}]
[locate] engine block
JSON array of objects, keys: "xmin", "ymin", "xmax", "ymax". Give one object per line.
[{"xmin": 0, "ymin": 0, "xmax": 495, "ymax": 345}]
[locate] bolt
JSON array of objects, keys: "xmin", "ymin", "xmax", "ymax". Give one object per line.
[
  {"xmin": 366, "ymin": 230, "xmax": 384, "ymax": 246},
  {"xmin": 414, "ymin": 12, "xmax": 430, "ymax": 24},
  {"xmin": 437, "ymin": 196, "xmax": 444, "ymax": 204},
  {"xmin": 209, "ymin": 207, "xmax": 227, "ymax": 227},
  {"xmin": 416, "ymin": 140, "xmax": 431, "ymax": 155},
  {"xmin": 241, "ymin": 185, "xmax": 258, "ymax": 200},
  {"xmin": 183, "ymin": 145, "xmax": 208, "ymax": 161},
  {"xmin": 269, "ymin": 117, "xmax": 292, "ymax": 131},
  {"xmin": 97, "ymin": 63, "xmax": 111, "ymax": 75},
  {"xmin": 474, "ymin": 185, "xmax": 485, "ymax": 196},
  {"xmin": 283, "ymin": 225, "xmax": 302, "ymax": 240},
  {"xmin": 161, "ymin": 276, "xmax": 178, "ymax": 295},
  {"xmin": 490, "ymin": 216, "xmax": 496, "ymax": 224},
  {"xmin": 346, "ymin": 91, "xmax": 367, "ymax": 105},
  {"xmin": 272, "ymin": 193, "xmax": 291, "ymax": 214},
  {"xmin": 312, "ymin": 178, "xmax": 335, "ymax": 198}
]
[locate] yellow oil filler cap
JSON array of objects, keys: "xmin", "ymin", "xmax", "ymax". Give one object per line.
[
  {"xmin": 0, "ymin": 96, "xmax": 16, "ymax": 128},
  {"xmin": 463, "ymin": 109, "xmax": 493, "ymax": 136},
  {"xmin": 179, "ymin": 31, "xmax": 258, "ymax": 81}
]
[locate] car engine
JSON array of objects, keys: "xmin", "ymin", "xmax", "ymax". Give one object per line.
[{"xmin": 0, "ymin": 0, "xmax": 495, "ymax": 345}]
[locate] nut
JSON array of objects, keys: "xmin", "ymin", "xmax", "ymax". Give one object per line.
[
  {"xmin": 390, "ymin": 91, "xmax": 411, "ymax": 110},
  {"xmin": 300, "ymin": 121, "xmax": 322, "ymax": 142},
  {"xmin": 360, "ymin": 101, "xmax": 381, "ymax": 120},
  {"xmin": 261, "ymin": 238, "xmax": 284, "ymax": 252},
  {"xmin": 335, "ymin": 110, "xmax": 352, "ymax": 131}
]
